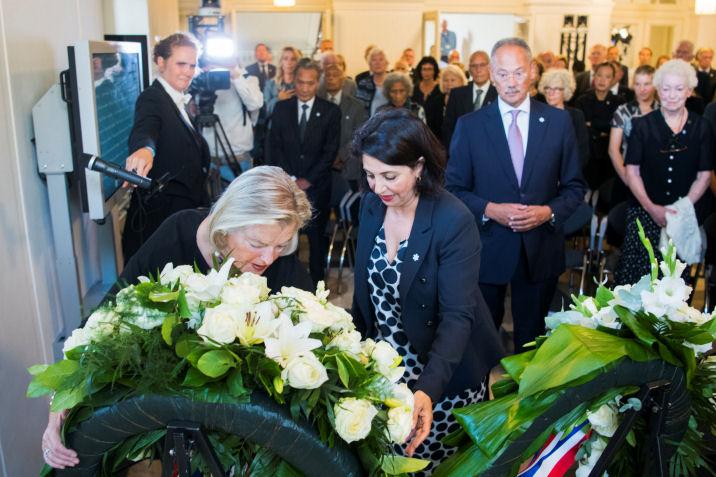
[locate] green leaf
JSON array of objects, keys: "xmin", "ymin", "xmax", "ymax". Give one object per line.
[
  {"xmin": 28, "ymin": 364, "xmax": 49, "ymax": 375},
  {"xmin": 595, "ymin": 284, "xmax": 615, "ymax": 308},
  {"xmin": 161, "ymin": 315, "xmax": 177, "ymax": 345},
  {"xmin": 636, "ymin": 218, "xmax": 658, "ymax": 282},
  {"xmin": 183, "ymin": 367, "xmax": 211, "ymax": 387},
  {"xmin": 433, "ymin": 444, "xmax": 492, "ymax": 477},
  {"xmin": 501, "ymin": 349, "xmax": 535, "ymax": 383},
  {"xmin": 175, "ymin": 336, "xmax": 194, "ymax": 357},
  {"xmin": 616, "ymin": 308, "xmax": 680, "ymax": 366},
  {"xmin": 26, "ymin": 379, "xmax": 53, "ymax": 398},
  {"xmin": 518, "ymin": 325, "xmax": 654, "ymax": 397},
  {"xmin": 148, "ymin": 290, "xmax": 180, "ymax": 302},
  {"xmin": 335, "ymin": 355, "xmax": 350, "ymax": 388},
  {"xmin": 197, "ymin": 349, "xmax": 235, "ymax": 378},
  {"xmin": 490, "ymin": 378, "xmax": 518, "ymax": 399},
  {"xmin": 177, "ymin": 289, "xmax": 192, "ymax": 319},
  {"xmin": 35, "ymin": 359, "xmax": 80, "ymax": 389},
  {"xmin": 50, "ymin": 386, "xmax": 86, "ymax": 411},
  {"xmin": 381, "ymin": 455, "xmax": 430, "ymax": 474},
  {"xmin": 226, "ymin": 369, "xmax": 247, "ymax": 397}
]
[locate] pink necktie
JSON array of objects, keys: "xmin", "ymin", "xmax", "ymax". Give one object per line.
[{"xmin": 508, "ymin": 109, "xmax": 524, "ymax": 185}]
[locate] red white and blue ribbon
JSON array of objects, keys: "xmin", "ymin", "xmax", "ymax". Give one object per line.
[{"xmin": 517, "ymin": 420, "xmax": 591, "ymax": 477}]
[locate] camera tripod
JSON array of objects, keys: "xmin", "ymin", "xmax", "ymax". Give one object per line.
[{"xmin": 196, "ymin": 112, "xmax": 242, "ymax": 200}]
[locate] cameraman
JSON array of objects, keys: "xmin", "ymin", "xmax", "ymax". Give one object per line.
[
  {"xmin": 198, "ymin": 56, "xmax": 264, "ymax": 172},
  {"xmin": 122, "ymin": 32, "xmax": 210, "ymax": 263}
]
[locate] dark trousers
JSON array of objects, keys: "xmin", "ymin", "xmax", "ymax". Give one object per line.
[
  {"xmin": 479, "ymin": 245, "xmax": 557, "ymax": 353},
  {"xmin": 304, "ymin": 203, "xmax": 330, "ymax": 284}
]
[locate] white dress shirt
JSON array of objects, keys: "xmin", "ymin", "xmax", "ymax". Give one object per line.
[
  {"xmin": 473, "ymin": 81, "xmax": 491, "ymax": 108},
  {"xmin": 298, "ymin": 96, "xmax": 316, "ymax": 123},
  {"xmin": 326, "ymin": 90, "xmax": 342, "ymax": 106},
  {"xmin": 156, "ymin": 76, "xmax": 194, "ymax": 129},
  {"xmin": 497, "ymin": 95, "xmax": 530, "ymax": 155}
]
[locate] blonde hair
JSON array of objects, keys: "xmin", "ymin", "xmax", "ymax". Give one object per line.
[
  {"xmin": 276, "ymin": 46, "xmax": 303, "ymax": 88},
  {"xmin": 208, "ymin": 166, "xmax": 312, "ymax": 256},
  {"xmin": 538, "ymin": 68, "xmax": 577, "ymax": 101},
  {"xmin": 439, "ymin": 64, "xmax": 468, "ymax": 93},
  {"xmin": 654, "ymin": 59, "xmax": 698, "ymax": 90}
]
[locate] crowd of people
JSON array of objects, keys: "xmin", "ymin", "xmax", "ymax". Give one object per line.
[{"xmin": 41, "ymin": 31, "xmax": 716, "ymax": 475}]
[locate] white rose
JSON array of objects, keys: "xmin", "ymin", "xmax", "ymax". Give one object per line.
[
  {"xmin": 387, "ymin": 406, "xmax": 414, "ymax": 444},
  {"xmin": 593, "ymin": 306, "xmax": 621, "ymax": 330},
  {"xmin": 587, "ymin": 404, "xmax": 618, "ymax": 437},
  {"xmin": 385, "ymin": 382, "xmax": 415, "ymax": 410},
  {"xmin": 371, "ymin": 341, "xmax": 404, "ymax": 382},
  {"xmin": 159, "ymin": 263, "xmax": 195, "ymax": 286},
  {"xmin": 361, "ymin": 338, "xmax": 377, "ymax": 356},
  {"xmin": 197, "ymin": 304, "xmax": 241, "ymax": 344},
  {"xmin": 300, "ymin": 299, "xmax": 338, "ymax": 332},
  {"xmin": 281, "ymin": 352, "xmax": 329, "ymax": 389},
  {"xmin": 326, "ymin": 303, "xmax": 356, "ymax": 332},
  {"xmin": 333, "ymin": 397, "xmax": 379, "ymax": 443},
  {"xmin": 327, "ymin": 330, "xmax": 363, "ymax": 357},
  {"xmin": 221, "ymin": 280, "xmax": 263, "ymax": 307},
  {"xmin": 62, "ymin": 328, "xmax": 90, "ymax": 356},
  {"xmin": 233, "ymin": 273, "xmax": 270, "ymax": 299},
  {"xmin": 185, "ymin": 259, "xmax": 235, "ymax": 303}
]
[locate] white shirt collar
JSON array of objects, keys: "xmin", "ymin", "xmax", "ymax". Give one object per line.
[
  {"xmin": 157, "ymin": 76, "xmax": 189, "ymax": 106},
  {"xmin": 497, "ymin": 95, "xmax": 531, "ymax": 116},
  {"xmin": 326, "ymin": 90, "xmax": 342, "ymax": 105},
  {"xmin": 299, "ymin": 96, "xmax": 316, "ymax": 109},
  {"xmin": 610, "ymin": 83, "xmax": 620, "ymax": 95},
  {"xmin": 473, "ymin": 80, "xmax": 490, "ymax": 92}
]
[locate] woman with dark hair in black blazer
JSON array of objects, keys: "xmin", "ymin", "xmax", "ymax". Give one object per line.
[
  {"xmin": 351, "ymin": 109, "xmax": 503, "ymax": 474},
  {"xmin": 412, "ymin": 56, "xmax": 444, "ymax": 141},
  {"xmin": 121, "ymin": 32, "xmax": 211, "ymax": 262}
]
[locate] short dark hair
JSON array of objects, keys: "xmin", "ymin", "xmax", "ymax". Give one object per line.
[
  {"xmin": 415, "ymin": 56, "xmax": 440, "ymax": 81},
  {"xmin": 634, "ymin": 64, "xmax": 655, "ymax": 77},
  {"xmin": 352, "ymin": 108, "xmax": 445, "ymax": 195},
  {"xmin": 595, "ymin": 61, "xmax": 616, "ymax": 77},
  {"xmin": 295, "ymin": 58, "xmax": 322, "ymax": 78},
  {"xmin": 153, "ymin": 32, "xmax": 200, "ymax": 64}
]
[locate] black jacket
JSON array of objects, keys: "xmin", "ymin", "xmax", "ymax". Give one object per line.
[
  {"xmin": 442, "ymin": 83, "xmax": 498, "ymax": 148},
  {"xmin": 352, "ymin": 191, "xmax": 504, "ymax": 401},
  {"xmin": 245, "ymin": 62, "xmax": 277, "ymax": 91},
  {"xmin": 267, "ymin": 96, "xmax": 341, "ymax": 201}
]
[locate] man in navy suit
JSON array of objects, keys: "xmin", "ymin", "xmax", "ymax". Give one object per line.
[
  {"xmin": 245, "ymin": 43, "xmax": 276, "ymax": 92},
  {"xmin": 267, "ymin": 59, "xmax": 341, "ymax": 283},
  {"xmin": 446, "ymin": 37, "xmax": 586, "ymax": 352},
  {"xmin": 442, "ymin": 50, "xmax": 498, "ymax": 147}
]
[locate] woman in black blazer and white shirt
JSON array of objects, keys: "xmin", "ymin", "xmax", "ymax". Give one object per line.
[{"xmin": 351, "ymin": 109, "xmax": 503, "ymax": 474}]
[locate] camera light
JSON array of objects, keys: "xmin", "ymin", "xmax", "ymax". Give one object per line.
[
  {"xmin": 206, "ymin": 37, "xmax": 235, "ymax": 58},
  {"xmin": 273, "ymin": 0, "xmax": 296, "ymax": 6}
]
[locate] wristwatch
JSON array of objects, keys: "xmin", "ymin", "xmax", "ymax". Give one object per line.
[{"xmin": 549, "ymin": 212, "xmax": 556, "ymax": 226}]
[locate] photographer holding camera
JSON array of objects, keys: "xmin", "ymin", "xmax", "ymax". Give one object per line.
[
  {"xmin": 196, "ymin": 56, "xmax": 264, "ymax": 173},
  {"xmin": 122, "ymin": 32, "xmax": 211, "ymax": 263}
]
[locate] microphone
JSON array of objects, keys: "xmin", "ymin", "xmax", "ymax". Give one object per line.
[{"xmin": 84, "ymin": 154, "xmax": 152, "ymax": 190}]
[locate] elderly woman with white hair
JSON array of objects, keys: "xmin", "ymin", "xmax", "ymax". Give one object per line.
[
  {"xmin": 355, "ymin": 46, "xmax": 390, "ymax": 116},
  {"xmin": 614, "ymin": 59, "xmax": 714, "ymax": 285},
  {"xmin": 538, "ymin": 68, "xmax": 590, "ymax": 167},
  {"xmin": 377, "ymin": 71, "xmax": 427, "ymax": 123},
  {"xmin": 41, "ymin": 166, "xmax": 314, "ymax": 469}
]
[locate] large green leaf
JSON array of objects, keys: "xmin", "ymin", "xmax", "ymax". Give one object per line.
[
  {"xmin": 50, "ymin": 386, "xmax": 86, "ymax": 412},
  {"xmin": 381, "ymin": 455, "xmax": 430, "ymax": 474},
  {"xmin": 161, "ymin": 315, "xmax": 177, "ymax": 345},
  {"xmin": 501, "ymin": 349, "xmax": 535, "ymax": 383},
  {"xmin": 518, "ymin": 325, "xmax": 654, "ymax": 396},
  {"xmin": 35, "ymin": 359, "xmax": 80, "ymax": 389},
  {"xmin": 197, "ymin": 350, "xmax": 235, "ymax": 378},
  {"xmin": 433, "ymin": 442, "xmax": 493, "ymax": 477},
  {"xmin": 616, "ymin": 308, "xmax": 680, "ymax": 366}
]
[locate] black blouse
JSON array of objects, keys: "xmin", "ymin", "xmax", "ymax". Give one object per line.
[
  {"xmin": 626, "ymin": 110, "xmax": 713, "ymax": 210},
  {"xmin": 119, "ymin": 209, "xmax": 313, "ymax": 293}
]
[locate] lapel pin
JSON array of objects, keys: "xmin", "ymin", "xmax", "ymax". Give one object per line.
[
  {"xmin": 412, "ymin": 253, "xmax": 419, "ymax": 262},
  {"xmin": 316, "ymin": 112, "xmax": 321, "ymax": 117},
  {"xmin": 539, "ymin": 117, "xmax": 545, "ymax": 123}
]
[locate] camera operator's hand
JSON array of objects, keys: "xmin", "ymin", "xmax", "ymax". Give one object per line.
[
  {"xmin": 278, "ymin": 89, "xmax": 295, "ymax": 101},
  {"xmin": 295, "ymin": 178, "xmax": 311, "ymax": 191},
  {"xmin": 230, "ymin": 67, "xmax": 245, "ymax": 80},
  {"xmin": 123, "ymin": 147, "xmax": 153, "ymax": 188}
]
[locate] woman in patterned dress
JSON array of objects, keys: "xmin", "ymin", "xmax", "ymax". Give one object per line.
[{"xmin": 351, "ymin": 109, "xmax": 504, "ymax": 475}]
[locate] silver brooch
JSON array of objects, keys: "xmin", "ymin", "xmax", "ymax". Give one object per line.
[
  {"xmin": 539, "ymin": 117, "xmax": 545, "ymax": 123},
  {"xmin": 412, "ymin": 253, "xmax": 420, "ymax": 262},
  {"xmin": 316, "ymin": 112, "xmax": 321, "ymax": 117}
]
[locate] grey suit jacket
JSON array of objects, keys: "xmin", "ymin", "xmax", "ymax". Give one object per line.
[
  {"xmin": 318, "ymin": 78, "xmax": 357, "ymax": 99},
  {"xmin": 319, "ymin": 92, "xmax": 368, "ymax": 181}
]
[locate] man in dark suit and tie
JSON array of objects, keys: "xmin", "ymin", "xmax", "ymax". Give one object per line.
[
  {"xmin": 319, "ymin": 64, "xmax": 368, "ymax": 190},
  {"xmin": 446, "ymin": 37, "xmax": 586, "ymax": 352},
  {"xmin": 607, "ymin": 45, "xmax": 629, "ymax": 88},
  {"xmin": 245, "ymin": 43, "xmax": 276, "ymax": 92},
  {"xmin": 268, "ymin": 59, "xmax": 341, "ymax": 283},
  {"xmin": 574, "ymin": 44, "xmax": 607, "ymax": 101},
  {"xmin": 442, "ymin": 50, "xmax": 498, "ymax": 147},
  {"xmin": 695, "ymin": 47, "xmax": 716, "ymax": 102}
]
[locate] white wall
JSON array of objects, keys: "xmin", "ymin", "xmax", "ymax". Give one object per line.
[
  {"xmin": 0, "ymin": 0, "xmax": 104, "ymax": 474},
  {"xmin": 439, "ymin": 13, "xmax": 521, "ymax": 63}
]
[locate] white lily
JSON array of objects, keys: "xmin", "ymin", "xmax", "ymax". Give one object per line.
[
  {"xmin": 264, "ymin": 316, "xmax": 322, "ymax": 367},
  {"xmin": 235, "ymin": 302, "xmax": 280, "ymax": 346}
]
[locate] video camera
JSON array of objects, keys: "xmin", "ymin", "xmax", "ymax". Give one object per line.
[{"xmin": 188, "ymin": 66, "xmax": 231, "ymax": 116}]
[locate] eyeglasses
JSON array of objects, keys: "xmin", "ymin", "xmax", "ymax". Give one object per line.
[
  {"xmin": 494, "ymin": 70, "xmax": 528, "ymax": 82},
  {"xmin": 659, "ymin": 134, "xmax": 688, "ymax": 154}
]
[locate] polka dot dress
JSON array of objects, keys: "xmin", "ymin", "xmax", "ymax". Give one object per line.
[{"xmin": 367, "ymin": 227, "xmax": 487, "ymax": 476}]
